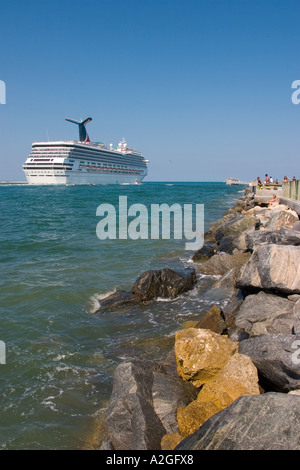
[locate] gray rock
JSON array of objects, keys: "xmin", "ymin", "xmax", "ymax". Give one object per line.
[
  {"xmin": 220, "ymin": 289, "xmax": 248, "ymax": 341},
  {"xmin": 214, "ymin": 214, "xmax": 257, "ymax": 243},
  {"xmin": 217, "ymin": 229, "xmax": 252, "ymax": 254},
  {"xmin": 235, "ymin": 291, "xmax": 300, "ymax": 336},
  {"xmin": 197, "ymin": 252, "xmax": 250, "ymax": 276},
  {"xmin": 192, "ymin": 242, "xmax": 216, "ymax": 262},
  {"xmin": 221, "ymin": 289, "xmax": 244, "ymax": 329},
  {"xmin": 236, "ymin": 244, "xmax": 300, "ymax": 295},
  {"xmin": 293, "ymin": 221, "xmax": 300, "ymax": 231},
  {"xmin": 131, "ymin": 268, "xmax": 197, "ymax": 301},
  {"xmin": 105, "ymin": 360, "xmax": 165, "ymax": 450},
  {"xmin": 200, "ymin": 268, "xmax": 238, "ymax": 307},
  {"xmin": 105, "ymin": 359, "xmax": 197, "ymax": 450},
  {"xmin": 264, "ymin": 208, "xmax": 298, "ymax": 230},
  {"xmin": 245, "ymin": 228, "xmax": 300, "ymax": 252},
  {"xmin": 176, "ymin": 393, "xmax": 300, "ymax": 450},
  {"xmin": 238, "ymin": 334, "xmax": 300, "ymax": 392},
  {"xmin": 204, "ymin": 212, "xmax": 238, "ymax": 242},
  {"xmin": 152, "ymin": 372, "xmax": 198, "ymax": 434}
]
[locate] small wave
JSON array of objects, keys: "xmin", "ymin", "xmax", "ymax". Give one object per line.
[
  {"xmin": 87, "ymin": 289, "xmax": 116, "ymax": 313},
  {"xmin": 155, "ymin": 297, "xmax": 175, "ymax": 302}
]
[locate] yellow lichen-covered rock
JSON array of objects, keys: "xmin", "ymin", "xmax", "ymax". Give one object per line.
[
  {"xmin": 175, "ymin": 328, "xmax": 238, "ymax": 386},
  {"xmin": 197, "ymin": 353, "xmax": 260, "ymax": 410},
  {"xmin": 177, "ymin": 400, "xmax": 220, "ymax": 437},
  {"xmin": 160, "ymin": 432, "xmax": 183, "ymax": 450}
]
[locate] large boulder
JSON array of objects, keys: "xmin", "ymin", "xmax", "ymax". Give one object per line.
[
  {"xmin": 131, "ymin": 268, "xmax": 197, "ymax": 301},
  {"xmin": 217, "ymin": 229, "xmax": 253, "ymax": 254},
  {"xmin": 239, "ymin": 334, "xmax": 300, "ymax": 392},
  {"xmin": 196, "ymin": 353, "xmax": 260, "ymax": 410},
  {"xmin": 236, "ymin": 244, "xmax": 300, "ymax": 295},
  {"xmin": 176, "ymin": 393, "xmax": 300, "ymax": 450},
  {"xmin": 152, "ymin": 370, "xmax": 198, "ymax": 434},
  {"xmin": 176, "ymin": 400, "xmax": 219, "ymax": 438},
  {"xmin": 196, "ymin": 252, "xmax": 250, "ymax": 276},
  {"xmin": 95, "ymin": 268, "xmax": 197, "ymax": 312},
  {"xmin": 204, "ymin": 213, "xmax": 237, "ymax": 243},
  {"xmin": 174, "ymin": 328, "xmax": 238, "ymax": 387},
  {"xmin": 264, "ymin": 207, "xmax": 298, "ymax": 230},
  {"xmin": 235, "ymin": 291, "xmax": 300, "ymax": 336},
  {"xmin": 176, "ymin": 353, "xmax": 260, "ymax": 439},
  {"xmin": 199, "ymin": 268, "xmax": 239, "ymax": 308},
  {"xmin": 245, "ymin": 228, "xmax": 300, "ymax": 252},
  {"xmin": 214, "ymin": 214, "xmax": 257, "ymax": 243},
  {"xmin": 105, "ymin": 359, "xmax": 197, "ymax": 450}
]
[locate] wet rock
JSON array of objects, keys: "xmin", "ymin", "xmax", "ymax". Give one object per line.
[
  {"xmin": 192, "ymin": 242, "xmax": 216, "ymax": 262},
  {"xmin": 239, "ymin": 334, "xmax": 300, "ymax": 392},
  {"xmin": 176, "ymin": 393, "xmax": 300, "ymax": 450},
  {"xmin": 174, "ymin": 328, "xmax": 238, "ymax": 386},
  {"xmin": 131, "ymin": 268, "xmax": 197, "ymax": 301},
  {"xmin": 95, "ymin": 290, "xmax": 141, "ymax": 312},
  {"xmin": 200, "ymin": 268, "xmax": 238, "ymax": 307},
  {"xmin": 236, "ymin": 244, "xmax": 300, "ymax": 295}
]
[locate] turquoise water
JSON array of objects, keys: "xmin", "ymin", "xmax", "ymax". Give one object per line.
[{"xmin": 0, "ymin": 182, "xmax": 242, "ymax": 449}]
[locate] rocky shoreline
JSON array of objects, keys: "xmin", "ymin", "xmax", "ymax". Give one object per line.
[{"xmin": 95, "ymin": 188, "xmax": 300, "ymax": 450}]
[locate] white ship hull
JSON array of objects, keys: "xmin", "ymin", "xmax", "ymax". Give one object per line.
[{"xmin": 24, "ymin": 170, "xmax": 145, "ymax": 185}]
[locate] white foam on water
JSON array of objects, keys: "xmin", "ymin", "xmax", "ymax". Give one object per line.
[{"xmin": 87, "ymin": 289, "xmax": 116, "ymax": 313}]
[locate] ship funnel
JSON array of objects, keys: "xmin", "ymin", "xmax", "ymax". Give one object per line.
[{"xmin": 65, "ymin": 117, "xmax": 92, "ymax": 142}]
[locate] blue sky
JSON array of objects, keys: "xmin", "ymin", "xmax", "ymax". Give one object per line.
[{"xmin": 1, "ymin": 0, "xmax": 300, "ymax": 182}]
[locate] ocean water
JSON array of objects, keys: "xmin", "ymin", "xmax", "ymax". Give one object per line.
[{"xmin": 0, "ymin": 182, "xmax": 243, "ymax": 449}]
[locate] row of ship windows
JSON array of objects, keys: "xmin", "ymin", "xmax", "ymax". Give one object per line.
[
  {"xmin": 30, "ymin": 159, "xmax": 75, "ymax": 163},
  {"xmin": 79, "ymin": 162, "xmax": 129, "ymax": 168},
  {"xmin": 27, "ymin": 169, "xmax": 142, "ymax": 174},
  {"xmin": 29, "ymin": 159, "xmax": 134, "ymax": 169}
]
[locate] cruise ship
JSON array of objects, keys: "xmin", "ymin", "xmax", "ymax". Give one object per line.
[{"xmin": 23, "ymin": 117, "xmax": 149, "ymax": 185}]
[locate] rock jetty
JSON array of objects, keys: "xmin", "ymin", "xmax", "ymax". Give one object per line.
[{"xmin": 95, "ymin": 188, "xmax": 300, "ymax": 451}]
